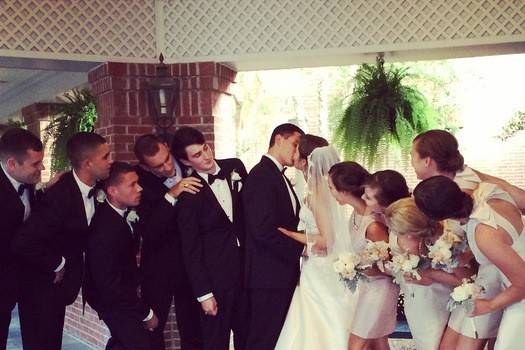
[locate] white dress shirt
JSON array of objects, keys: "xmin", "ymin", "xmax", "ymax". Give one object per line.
[
  {"xmin": 106, "ymin": 200, "xmax": 153, "ymax": 322},
  {"xmin": 72, "ymin": 170, "xmax": 96, "ymax": 226},
  {"xmin": 1, "ymin": 162, "xmax": 31, "ymax": 221},
  {"xmin": 264, "ymin": 154, "xmax": 297, "ymax": 214}
]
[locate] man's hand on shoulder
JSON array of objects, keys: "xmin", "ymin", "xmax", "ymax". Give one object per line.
[{"xmin": 167, "ymin": 176, "xmax": 203, "ymax": 198}]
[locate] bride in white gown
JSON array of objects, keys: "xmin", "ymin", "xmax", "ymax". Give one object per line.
[{"xmin": 275, "ymin": 143, "xmax": 357, "ymax": 350}]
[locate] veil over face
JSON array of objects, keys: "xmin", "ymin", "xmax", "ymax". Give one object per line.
[{"xmin": 306, "ymin": 146, "xmax": 351, "ymax": 257}]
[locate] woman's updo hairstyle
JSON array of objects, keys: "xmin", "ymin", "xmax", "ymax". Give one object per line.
[
  {"xmin": 328, "ymin": 161, "xmax": 369, "ymax": 197},
  {"xmin": 385, "ymin": 197, "xmax": 439, "ymax": 238},
  {"xmin": 413, "ymin": 175, "xmax": 473, "ymax": 221},
  {"xmin": 413, "ymin": 129, "xmax": 464, "ymax": 174},
  {"xmin": 364, "ymin": 170, "xmax": 410, "ymax": 208}
]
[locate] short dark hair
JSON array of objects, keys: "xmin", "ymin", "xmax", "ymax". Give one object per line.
[
  {"xmin": 269, "ymin": 123, "xmax": 305, "ymax": 148},
  {"xmin": 134, "ymin": 134, "xmax": 163, "ymax": 164},
  {"xmin": 328, "ymin": 161, "xmax": 369, "ymax": 197},
  {"xmin": 171, "ymin": 127, "xmax": 205, "ymax": 161},
  {"xmin": 67, "ymin": 132, "xmax": 107, "ymax": 169},
  {"xmin": 364, "ymin": 170, "xmax": 410, "ymax": 207},
  {"xmin": 0, "ymin": 128, "xmax": 43, "ymax": 163},
  {"xmin": 103, "ymin": 161, "xmax": 135, "ymax": 191},
  {"xmin": 413, "ymin": 129, "xmax": 464, "ymax": 174},
  {"xmin": 413, "ymin": 175, "xmax": 473, "ymax": 221},
  {"xmin": 298, "ymin": 134, "xmax": 329, "ymax": 160}
]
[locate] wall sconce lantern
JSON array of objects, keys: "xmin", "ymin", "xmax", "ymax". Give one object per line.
[{"xmin": 147, "ymin": 53, "xmax": 178, "ymax": 140}]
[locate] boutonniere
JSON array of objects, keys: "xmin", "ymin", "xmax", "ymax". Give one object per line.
[
  {"xmin": 96, "ymin": 189, "xmax": 107, "ymax": 203},
  {"xmin": 126, "ymin": 209, "xmax": 140, "ymax": 224},
  {"xmin": 230, "ymin": 170, "xmax": 242, "ymax": 191}
]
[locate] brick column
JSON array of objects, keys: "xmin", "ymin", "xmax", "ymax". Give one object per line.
[
  {"xmin": 68, "ymin": 61, "xmax": 237, "ymax": 350},
  {"xmin": 21, "ymin": 102, "xmax": 62, "ymax": 182}
]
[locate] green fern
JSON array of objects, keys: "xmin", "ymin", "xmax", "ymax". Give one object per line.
[
  {"xmin": 43, "ymin": 89, "xmax": 97, "ymax": 172},
  {"xmin": 334, "ymin": 58, "xmax": 436, "ymax": 167}
]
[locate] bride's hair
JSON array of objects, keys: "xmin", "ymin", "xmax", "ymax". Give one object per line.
[
  {"xmin": 328, "ymin": 161, "xmax": 369, "ymax": 197},
  {"xmin": 298, "ymin": 134, "xmax": 329, "ymax": 160},
  {"xmin": 385, "ymin": 197, "xmax": 440, "ymax": 238}
]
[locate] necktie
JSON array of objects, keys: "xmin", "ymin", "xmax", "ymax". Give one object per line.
[
  {"xmin": 208, "ymin": 170, "xmax": 227, "ymax": 185},
  {"xmin": 18, "ymin": 183, "xmax": 30, "ymax": 196}
]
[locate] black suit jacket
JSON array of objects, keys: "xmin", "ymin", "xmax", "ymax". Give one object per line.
[
  {"xmin": 84, "ymin": 202, "xmax": 149, "ymax": 320},
  {"xmin": 177, "ymin": 158, "xmax": 247, "ymax": 298},
  {"xmin": 242, "ymin": 156, "xmax": 303, "ymax": 289},
  {"xmin": 134, "ymin": 165, "xmax": 185, "ymax": 289},
  {"xmin": 13, "ymin": 171, "xmax": 90, "ymax": 305},
  {"xmin": 0, "ymin": 167, "xmax": 36, "ymax": 310}
]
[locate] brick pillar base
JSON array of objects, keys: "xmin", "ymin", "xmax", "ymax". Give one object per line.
[{"xmin": 65, "ymin": 60, "xmax": 237, "ymax": 350}]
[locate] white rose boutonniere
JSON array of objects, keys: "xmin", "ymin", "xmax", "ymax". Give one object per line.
[
  {"xmin": 230, "ymin": 170, "xmax": 242, "ymax": 191},
  {"xmin": 126, "ymin": 209, "xmax": 140, "ymax": 224},
  {"xmin": 96, "ymin": 189, "xmax": 107, "ymax": 203}
]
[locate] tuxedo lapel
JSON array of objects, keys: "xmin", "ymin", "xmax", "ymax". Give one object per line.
[
  {"xmin": 0, "ymin": 166, "xmax": 25, "ymax": 222},
  {"xmin": 65, "ymin": 172, "xmax": 90, "ymax": 228},
  {"xmin": 261, "ymin": 156, "xmax": 299, "ymax": 219}
]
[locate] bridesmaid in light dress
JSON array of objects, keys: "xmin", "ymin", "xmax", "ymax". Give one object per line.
[
  {"xmin": 385, "ymin": 198, "xmax": 458, "ymax": 350},
  {"xmin": 329, "ymin": 167, "xmax": 408, "ymax": 350},
  {"xmin": 414, "ymin": 176, "xmax": 525, "ymax": 350}
]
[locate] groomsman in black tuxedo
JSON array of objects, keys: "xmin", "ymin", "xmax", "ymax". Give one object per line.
[
  {"xmin": 0, "ymin": 128, "xmax": 44, "ymax": 349},
  {"xmin": 133, "ymin": 134, "xmax": 203, "ymax": 350},
  {"xmin": 242, "ymin": 123, "xmax": 305, "ymax": 350},
  {"xmin": 172, "ymin": 127, "xmax": 247, "ymax": 350},
  {"xmin": 13, "ymin": 132, "xmax": 111, "ymax": 350},
  {"xmin": 85, "ymin": 162, "xmax": 158, "ymax": 350}
]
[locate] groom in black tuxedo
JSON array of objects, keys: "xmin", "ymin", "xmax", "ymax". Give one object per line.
[
  {"xmin": 172, "ymin": 127, "xmax": 247, "ymax": 350},
  {"xmin": 133, "ymin": 134, "xmax": 203, "ymax": 350},
  {"xmin": 0, "ymin": 128, "xmax": 44, "ymax": 349},
  {"xmin": 85, "ymin": 162, "xmax": 158, "ymax": 350},
  {"xmin": 243, "ymin": 123, "xmax": 305, "ymax": 350},
  {"xmin": 13, "ymin": 132, "xmax": 111, "ymax": 350}
]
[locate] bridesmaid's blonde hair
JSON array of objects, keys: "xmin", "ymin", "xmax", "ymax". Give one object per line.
[{"xmin": 385, "ymin": 197, "xmax": 439, "ymax": 238}]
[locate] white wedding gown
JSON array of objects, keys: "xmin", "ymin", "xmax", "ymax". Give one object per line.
[{"xmin": 275, "ymin": 206, "xmax": 357, "ymax": 349}]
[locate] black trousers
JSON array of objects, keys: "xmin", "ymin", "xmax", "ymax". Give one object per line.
[
  {"xmin": 200, "ymin": 288, "xmax": 246, "ymax": 350},
  {"xmin": 0, "ymin": 264, "xmax": 18, "ymax": 349},
  {"xmin": 103, "ymin": 311, "xmax": 151, "ymax": 350},
  {"xmin": 18, "ymin": 282, "xmax": 65, "ymax": 350},
  {"xmin": 142, "ymin": 278, "xmax": 202, "ymax": 350},
  {"xmin": 245, "ymin": 287, "xmax": 296, "ymax": 350}
]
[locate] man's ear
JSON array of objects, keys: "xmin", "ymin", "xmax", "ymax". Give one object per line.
[
  {"xmin": 5, "ymin": 157, "xmax": 18, "ymax": 171},
  {"xmin": 106, "ymin": 185, "xmax": 118, "ymax": 198},
  {"xmin": 180, "ymin": 158, "xmax": 191, "ymax": 167}
]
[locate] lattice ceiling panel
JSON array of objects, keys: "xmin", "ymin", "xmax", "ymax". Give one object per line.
[
  {"xmin": 163, "ymin": 0, "xmax": 525, "ymax": 58},
  {"xmin": 0, "ymin": 0, "xmax": 157, "ymax": 58}
]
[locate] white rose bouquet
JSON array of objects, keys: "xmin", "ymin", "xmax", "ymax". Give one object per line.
[
  {"xmin": 360, "ymin": 240, "xmax": 390, "ymax": 272},
  {"xmin": 387, "ymin": 252, "xmax": 422, "ymax": 284},
  {"xmin": 333, "ymin": 252, "xmax": 368, "ymax": 292},
  {"xmin": 447, "ymin": 277, "xmax": 485, "ymax": 338},
  {"xmin": 426, "ymin": 227, "xmax": 468, "ymax": 272}
]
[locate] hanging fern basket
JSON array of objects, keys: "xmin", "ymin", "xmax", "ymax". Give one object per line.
[{"xmin": 334, "ymin": 55, "xmax": 436, "ymax": 167}]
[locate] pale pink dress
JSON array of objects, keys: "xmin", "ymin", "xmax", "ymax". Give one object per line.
[{"xmin": 349, "ymin": 212, "xmax": 400, "ymax": 338}]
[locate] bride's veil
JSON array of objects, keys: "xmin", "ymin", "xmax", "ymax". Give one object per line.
[{"xmin": 306, "ymin": 146, "xmax": 351, "ymax": 257}]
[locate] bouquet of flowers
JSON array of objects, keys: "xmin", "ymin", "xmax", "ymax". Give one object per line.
[
  {"xmin": 426, "ymin": 223, "xmax": 468, "ymax": 272},
  {"xmin": 360, "ymin": 240, "xmax": 390, "ymax": 272},
  {"xmin": 387, "ymin": 252, "xmax": 423, "ymax": 284},
  {"xmin": 333, "ymin": 252, "xmax": 368, "ymax": 292},
  {"xmin": 447, "ymin": 277, "xmax": 485, "ymax": 338}
]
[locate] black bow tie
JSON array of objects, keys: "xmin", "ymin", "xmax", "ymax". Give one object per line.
[
  {"xmin": 281, "ymin": 167, "xmax": 287, "ymax": 175},
  {"xmin": 88, "ymin": 187, "xmax": 96, "ymax": 199},
  {"xmin": 208, "ymin": 170, "xmax": 227, "ymax": 185},
  {"xmin": 18, "ymin": 183, "xmax": 30, "ymax": 196}
]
